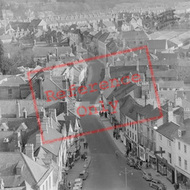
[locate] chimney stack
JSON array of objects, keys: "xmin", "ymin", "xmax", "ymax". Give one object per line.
[
  {"xmin": 25, "ymin": 144, "xmax": 34, "ymax": 160},
  {"xmin": 41, "ymin": 121, "xmax": 48, "ymax": 133},
  {"xmin": 168, "ymin": 101, "xmax": 174, "ymax": 122},
  {"xmin": 23, "ymin": 107, "xmax": 27, "ymax": 118},
  {"xmin": 49, "ymin": 108, "xmax": 57, "ymax": 122},
  {"xmin": 36, "ymin": 134, "xmax": 42, "ymax": 149}
]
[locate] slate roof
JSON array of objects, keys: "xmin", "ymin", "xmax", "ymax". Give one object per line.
[
  {"xmin": 29, "ymin": 19, "xmax": 42, "ymax": 28},
  {"xmin": 93, "ymin": 31, "xmax": 102, "ymax": 39},
  {"xmin": 156, "ymin": 122, "xmax": 179, "ymax": 140},
  {"xmin": 107, "ymin": 80, "xmax": 137, "ymax": 101},
  {"xmin": 10, "ymin": 22, "xmax": 30, "ymax": 31},
  {"xmin": 147, "ymin": 39, "xmax": 167, "ymax": 50},
  {"xmin": 0, "ymin": 76, "xmax": 26, "ymax": 87},
  {"xmin": 120, "ymin": 30, "xmax": 150, "ymax": 41},
  {"xmin": 98, "ymin": 32, "xmax": 110, "ymax": 42},
  {"xmin": 158, "ymin": 81, "xmax": 185, "ymax": 89},
  {"xmin": 32, "ymin": 46, "xmax": 72, "ymax": 57},
  {"xmin": 110, "ymin": 66, "xmax": 137, "ymax": 79},
  {"xmin": 146, "ymin": 69, "xmax": 177, "ymax": 78},
  {"xmin": 106, "ymin": 40, "xmax": 118, "ymax": 54},
  {"xmin": 177, "ymin": 91, "xmax": 190, "ymax": 102},
  {"xmin": 0, "ymin": 152, "xmax": 51, "ymax": 187},
  {"xmin": 120, "ymin": 95, "xmax": 142, "ymax": 121},
  {"xmin": 28, "ymin": 126, "xmax": 63, "ymax": 156}
]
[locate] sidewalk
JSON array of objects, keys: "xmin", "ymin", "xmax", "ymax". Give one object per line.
[
  {"xmin": 99, "ymin": 116, "xmax": 175, "ymax": 190},
  {"xmin": 65, "ymin": 136, "xmax": 91, "ymax": 189}
]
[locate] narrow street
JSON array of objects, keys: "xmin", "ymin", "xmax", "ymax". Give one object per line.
[{"xmin": 79, "ymin": 57, "xmax": 152, "ymax": 190}]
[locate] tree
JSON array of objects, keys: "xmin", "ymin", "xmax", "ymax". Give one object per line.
[{"xmin": 0, "ymin": 40, "xmax": 4, "ymax": 73}]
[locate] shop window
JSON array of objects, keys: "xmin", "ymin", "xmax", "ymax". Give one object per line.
[
  {"xmin": 178, "ymin": 142, "xmax": 181, "ymax": 150},
  {"xmin": 185, "ymin": 160, "xmax": 187, "ymax": 170},
  {"xmin": 179, "ymin": 156, "xmax": 181, "ymax": 167},
  {"xmin": 184, "ymin": 145, "xmax": 187, "ymax": 153}
]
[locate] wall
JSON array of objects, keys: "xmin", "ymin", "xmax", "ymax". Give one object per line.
[
  {"xmin": 0, "ymin": 86, "xmax": 20, "ymax": 99},
  {"xmin": 0, "ymin": 100, "xmax": 56, "ymax": 117},
  {"xmin": 156, "ymin": 131, "xmax": 175, "ymax": 166},
  {"xmin": 174, "ymin": 138, "xmax": 190, "ymax": 175}
]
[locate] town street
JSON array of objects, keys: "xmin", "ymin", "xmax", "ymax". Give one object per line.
[{"xmin": 79, "ymin": 58, "xmax": 152, "ymax": 190}]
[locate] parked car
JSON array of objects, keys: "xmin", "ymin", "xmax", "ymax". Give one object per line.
[
  {"xmin": 74, "ymin": 178, "xmax": 83, "ymax": 188},
  {"xmin": 72, "ymin": 186, "xmax": 81, "ymax": 190},
  {"xmin": 79, "ymin": 170, "xmax": 89, "ymax": 180},
  {"xmin": 142, "ymin": 170, "xmax": 153, "ymax": 181},
  {"xmin": 126, "ymin": 157, "xmax": 135, "ymax": 167},
  {"xmin": 134, "ymin": 162, "xmax": 141, "ymax": 170},
  {"xmin": 149, "ymin": 179, "xmax": 167, "ymax": 190}
]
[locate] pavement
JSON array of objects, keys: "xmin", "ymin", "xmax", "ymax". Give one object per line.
[
  {"xmin": 64, "ymin": 136, "xmax": 91, "ymax": 189},
  {"xmin": 100, "ymin": 116, "xmax": 175, "ymax": 190}
]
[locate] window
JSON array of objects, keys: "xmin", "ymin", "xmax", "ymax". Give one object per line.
[
  {"xmin": 178, "ymin": 142, "xmax": 181, "ymax": 150},
  {"xmin": 135, "ymin": 124, "xmax": 136, "ymax": 131},
  {"xmin": 179, "ymin": 156, "xmax": 181, "ymax": 167},
  {"xmin": 132, "ymin": 133, "xmax": 134, "ymax": 140},
  {"xmin": 8, "ymin": 88, "xmax": 12, "ymax": 98},
  {"xmin": 168, "ymin": 140, "xmax": 171, "ymax": 146},
  {"xmin": 185, "ymin": 160, "xmax": 187, "ymax": 170},
  {"xmin": 184, "ymin": 145, "xmax": 187, "ymax": 153},
  {"xmin": 160, "ymin": 134, "xmax": 162, "ymax": 140},
  {"xmin": 168, "ymin": 153, "xmax": 172, "ymax": 164},
  {"xmin": 135, "ymin": 135, "xmax": 136, "ymax": 142}
]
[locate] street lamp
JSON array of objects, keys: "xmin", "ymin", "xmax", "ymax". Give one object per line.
[{"xmin": 119, "ymin": 167, "xmax": 133, "ymax": 188}]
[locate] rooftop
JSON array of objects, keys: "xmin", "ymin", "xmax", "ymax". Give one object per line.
[{"xmin": 156, "ymin": 122, "xmax": 179, "ymax": 140}]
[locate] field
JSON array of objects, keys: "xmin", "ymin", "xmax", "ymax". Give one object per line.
[{"xmin": 2, "ymin": 0, "xmax": 190, "ymax": 13}]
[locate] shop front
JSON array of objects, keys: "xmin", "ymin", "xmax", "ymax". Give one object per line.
[
  {"xmin": 139, "ymin": 145, "xmax": 146, "ymax": 161},
  {"xmin": 156, "ymin": 155, "xmax": 167, "ymax": 176},
  {"xmin": 131, "ymin": 141, "xmax": 138, "ymax": 157},
  {"xmin": 167, "ymin": 164, "xmax": 175, "ymax": 184},
  {"xmin": 176, "ymin": 166, "xmax": 190, "ymax": 190},
  {"xmin": 125, "ymin": 133, "xmax": 132, "ymax": 155},
  {"xmin": 148, "ymin": 151, "xmax": 157, "ymax": 170}
]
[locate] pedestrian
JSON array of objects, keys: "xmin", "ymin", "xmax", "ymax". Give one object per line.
[
  {"xmin": 105, "ymin": 111, "xmax": 107, "ymax": 118},
  {"xmin": 68, "ymin": 181, "xmax": 71, "ymax": 189}
]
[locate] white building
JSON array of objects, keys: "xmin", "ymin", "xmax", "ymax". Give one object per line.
[
  {"xmin": 156, "ymin": 121, "xmax": 179, "ymax": 184},
  {"xmin": 173, "ymin": 119, "xmax": 190, "ymax": 190}
]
